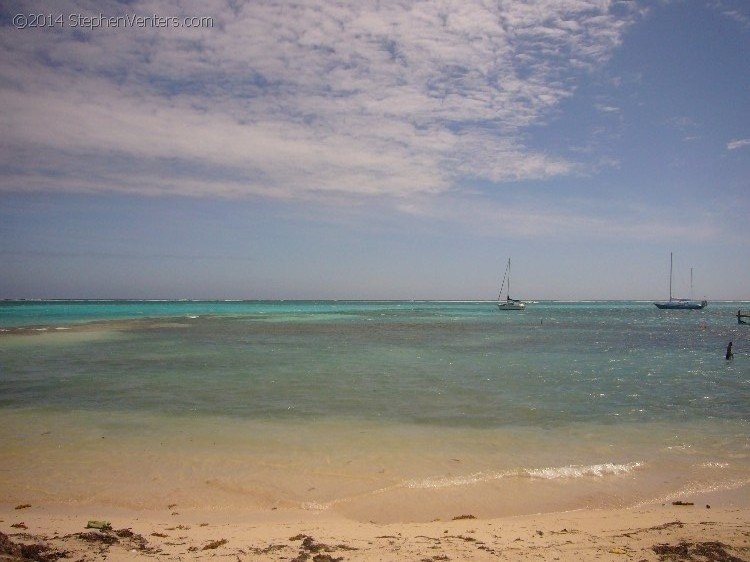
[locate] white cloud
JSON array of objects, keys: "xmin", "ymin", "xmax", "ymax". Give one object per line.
[
  {"xmin": 727, "ymin": 138, "xmax": 750, "ymax": 150},
  {"xmin": 0, "ymin": 0, "xmax": 642, "ymax": 203}
]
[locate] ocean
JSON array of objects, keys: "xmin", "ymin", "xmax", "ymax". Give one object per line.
[{"xmin": 0, "ymin": 300, "xmax": 748, "ymax": 522}]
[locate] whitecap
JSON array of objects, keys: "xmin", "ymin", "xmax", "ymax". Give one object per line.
[
  {"xmin": 404, "ymin": 462, "xmax": 643, "ymax": 490},
  {"xmin": 525, "ymin": 462, "xmax": 643, "ymax": 480},
  {"xmin": 700, "ymin": 462, "xmax": 729, "ymax": 469}
]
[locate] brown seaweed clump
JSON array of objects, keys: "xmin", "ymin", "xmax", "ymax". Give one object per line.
[
  {"xmin": 288, "ymin": 534, "xmax": 357, "ymax": 562},
  {"xmin": 0, "ymin": 531, "xmax": 67, "ymax": 561},
  {"xmin": 652, "ymin": 540, "xmax": 747, "ymax": 562}
]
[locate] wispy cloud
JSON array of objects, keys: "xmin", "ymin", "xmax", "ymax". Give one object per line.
[
  {"xmin": 393, "ymin": 192, "xmax": 720, "ymax": 242},
  {"xmin": 727, "ymin": 138, "xmax": 750, "ymax": 150},
  {"xmin": 713, "ymin": 0, "xmax": 750, "ymax": 29},
  {"xmin": 1, "ymin": 0, "xmax": 643, "ymax": 205}
]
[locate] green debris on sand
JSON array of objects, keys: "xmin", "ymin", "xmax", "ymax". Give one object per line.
[{"xmin": 86, "ymin": 520, "xmax": 112, "ymax": 531}]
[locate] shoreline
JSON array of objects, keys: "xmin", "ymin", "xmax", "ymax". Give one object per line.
[
  {"xmin": 2, "ymin": 489, "xmax": 749, "ymax": 561},
  {"xmin": 2, "ymin": 407, "xmax": 749, "ymax": 527},
  {"xmin": 3, "ymin": 408, "xmax": 748, "ymax": 526}
]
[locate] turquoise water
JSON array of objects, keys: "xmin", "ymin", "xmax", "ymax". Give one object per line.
[
  {"xmin": 2, "ymin": 300, "xmax": 748, "ymax": 425},
  {"xmin": 0, "ymin": 300, "xmax": 748, "ymax": 520}
]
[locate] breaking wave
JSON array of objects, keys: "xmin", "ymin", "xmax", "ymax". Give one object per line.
[
  {"xmin": 526, "ymin": 462, "xmax": 643, "ymax": 480},
  {"xmin": 406, "ymin": 462, "xmax": 643, "ymax": 490}
]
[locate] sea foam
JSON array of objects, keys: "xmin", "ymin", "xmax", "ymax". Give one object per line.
[{"xmin": 406, "ymin": 462, "xmax": 643, "ymax": 489}]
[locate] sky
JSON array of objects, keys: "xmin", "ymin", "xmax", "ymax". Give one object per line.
[{"xmin": 1, "ymin": 0, "xmax": 748, "ymax": 300}]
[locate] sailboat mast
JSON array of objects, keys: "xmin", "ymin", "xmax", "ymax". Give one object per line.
[
  {"xmin": 508, "ymin": 259, "xmax": 511, "ymax": 298},
  {"xmin": 669, "ymin": 252, "xmax": 673, "ymax": 301},
  {"xmin": 690, "ymin": 267, "xmax": 693, "ymax": 300},
  {"xmin": 497, "ymin": 259, "xmax": 509, "ymax": 301}
]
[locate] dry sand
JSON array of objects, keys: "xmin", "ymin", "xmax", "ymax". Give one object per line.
[{"xmin": 2, "ymin": 487, "xmax": 748, "ymax": 561}]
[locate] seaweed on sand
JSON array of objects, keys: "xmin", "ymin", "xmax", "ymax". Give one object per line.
[
  {"xmin": 652, "ymin": 540, "xmax": 747, "ymax": 562},
  {"xmin": 0, "ymin": 531, "xmax": 67, "ymax": 561}
]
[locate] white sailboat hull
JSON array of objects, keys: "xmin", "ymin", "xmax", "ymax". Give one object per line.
[
  {"xmin": 497, "ymin": 301, "xmax": 525, "ymax": 310},
  {"xmin": 654, "ymin": 299, "xmax": 707, "ymax": 310}
]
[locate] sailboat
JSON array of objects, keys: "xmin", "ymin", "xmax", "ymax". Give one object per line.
[
  {"xmin": 654, "ymin": 253, "xmax": 707, "ymax": 310},
  {"xmin": 497, "ymin": 258, "xmax": 525, "ymax": 310}
]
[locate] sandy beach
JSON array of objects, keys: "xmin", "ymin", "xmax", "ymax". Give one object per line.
[{"xmin": 2, "ymin": 486, "xmax": 748, "ymax": 561}]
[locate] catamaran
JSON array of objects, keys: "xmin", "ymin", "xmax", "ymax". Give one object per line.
[
  {"xmin": 654, "ymin": 253, "xmax": 707, "ymax": 310},
  {"xmin": 497, "ymin": 258, "xmax": 525, "ymax": 310}
]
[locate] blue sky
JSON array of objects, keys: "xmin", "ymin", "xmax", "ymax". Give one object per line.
[{"xmin": 1, "ymin": 0, "xmax": 748, "ymax": 300}]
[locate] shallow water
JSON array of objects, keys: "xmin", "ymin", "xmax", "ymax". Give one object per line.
[{"xmin": 0, "ymin": 300, "xmax": 748, "ymax": 521}]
